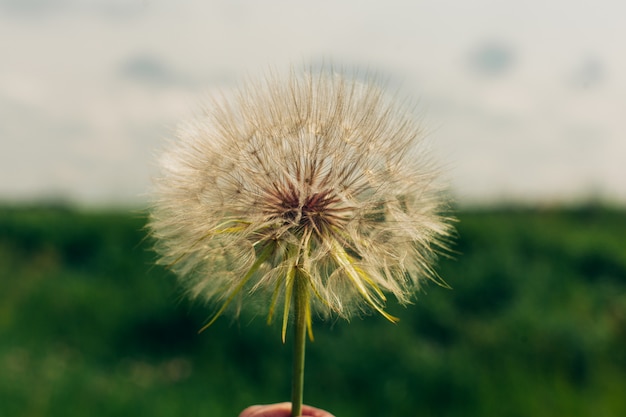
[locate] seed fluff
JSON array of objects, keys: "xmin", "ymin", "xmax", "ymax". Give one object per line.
[{"xmin": 149, "ymin": 69, "xmax": 453, "ymax": 340}]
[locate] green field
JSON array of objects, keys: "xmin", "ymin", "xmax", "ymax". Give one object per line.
[{"xmin": 1, "ymin": 205, "xmax": 625, "ymax": 417}]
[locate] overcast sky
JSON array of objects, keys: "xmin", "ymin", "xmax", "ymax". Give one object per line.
[{"xmin": 1, "ymin": 0, "xmax": 624, "ymax": 207}]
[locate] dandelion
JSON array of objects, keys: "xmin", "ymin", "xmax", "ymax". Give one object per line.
[{"xmin": 149, "ymin": 69, "xmax": 453, "ymax": 416}]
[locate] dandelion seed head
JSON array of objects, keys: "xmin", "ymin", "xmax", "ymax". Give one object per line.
[{"xmin": 149, "ymin": 69, "xmax": 453, "ymax": 327}]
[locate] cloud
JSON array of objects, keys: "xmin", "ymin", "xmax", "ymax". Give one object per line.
[
  {"xmin": 0, "ymin": 0, "xmax": 73, "ymax": 16},
  {"xmin": 118, "ymin": 54, "xmax": 185, "ymax": 88},
  {"xmin": 570, "ymin": 57, "xmax": 605, "ymax": 89},
  {"xmin": 0, "ymin": 0, "xmax": 147, "ymax": 19},
  {"xmin": 467, "ymin": 41, "xmax": 515, "ymax": 78}
]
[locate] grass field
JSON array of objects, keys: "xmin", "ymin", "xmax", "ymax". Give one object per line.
[{"xmin": 1, "ymin": 205, "xmax": 625, "ymax": 417}]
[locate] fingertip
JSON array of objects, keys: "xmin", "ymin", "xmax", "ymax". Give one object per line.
[
  {"xmin": 239, "ymin": 402, "xmax": 334, "ymax": 417},
  {"xmin": 300, "ymin": 404, "xmax": 335, "ymax": 417},
  {"xmin": 239, "ymin": 402, "xmax": 292, "ymax": 417},
  {"xmin": 238, "ymin": 405, "xmax": 261, "ymax": 417}
]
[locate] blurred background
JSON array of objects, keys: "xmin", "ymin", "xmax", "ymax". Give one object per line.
[
  {"xmin": 1, "ymin": 0, "xmax": 625, "ymax": 207},
  {"xmin": 1, "ymin": 1, "xmax": 625, "ymax": 416}
]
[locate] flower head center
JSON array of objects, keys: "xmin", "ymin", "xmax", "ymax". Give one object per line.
[{"xmin": 265, "ymin": 184, "xmax": 344, "ymax": 235}]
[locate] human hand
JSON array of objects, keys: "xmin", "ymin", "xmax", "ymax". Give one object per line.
[{"xmin": 239, "ymin": 402, "xmax": 335, "ymax": 417}]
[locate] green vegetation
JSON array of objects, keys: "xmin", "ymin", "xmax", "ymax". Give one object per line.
[{"xmin": 1, "ymin": 205, "xmax": 625, "ymax": 417}]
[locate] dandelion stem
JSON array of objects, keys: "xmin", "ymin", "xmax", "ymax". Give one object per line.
[{"xmin": 291, "ymin": 269, "xmax": 308, "ymax": 417}]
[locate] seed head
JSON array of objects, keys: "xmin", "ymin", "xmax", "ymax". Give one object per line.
[{"xmin": 149, "ymin": 70, "xmax": 453, "ymax": 338}]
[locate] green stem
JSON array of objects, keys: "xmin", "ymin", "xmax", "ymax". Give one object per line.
[{"xmin": 291, "ymin": 270, "xmax": 307, "ymax": 417}]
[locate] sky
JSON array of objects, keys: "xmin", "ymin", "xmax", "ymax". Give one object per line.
[{"xmin": 1, "ymin": 0, "xmax": 624, "ymax": 207}]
